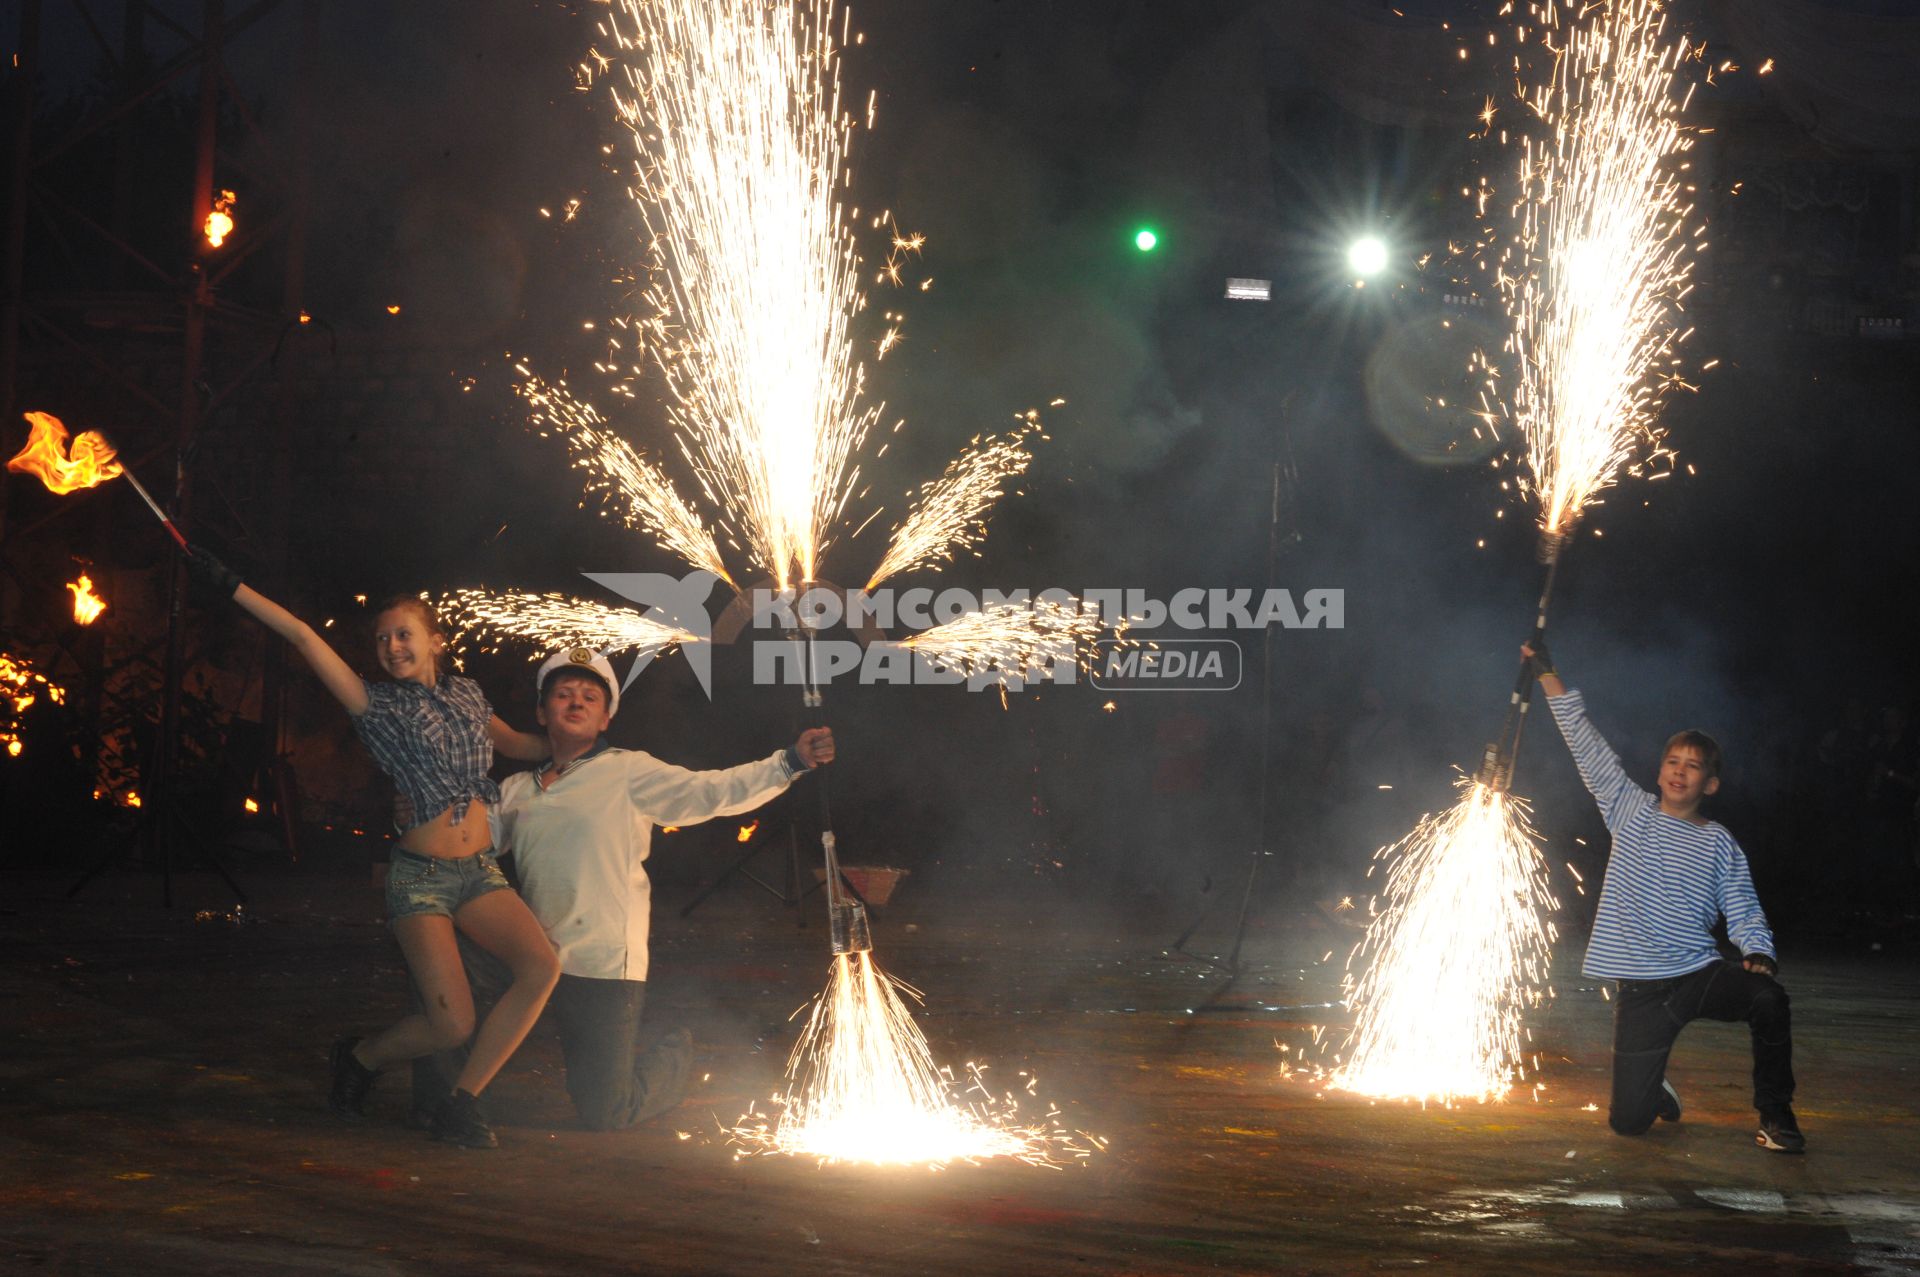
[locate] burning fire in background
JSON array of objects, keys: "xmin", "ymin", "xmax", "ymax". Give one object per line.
[
  {"xmin": 204, "ymin": 189, "xmax": 237, "ymax": 249},
  {"xmin": 0, "ymin": 651, "xmax": 67, "ymax": 758},
  {"xmin": 68, "ymin": 575, "xmax": 106, "ymax": 626},
  {"xmin": 6, "ymin": 413, "xmax": 122, "ymax": 494}
]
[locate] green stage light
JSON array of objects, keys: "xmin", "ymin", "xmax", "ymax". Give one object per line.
[{"xmin": 1134, "ymin": 228, "xmax": 1159, "ymax": 252}]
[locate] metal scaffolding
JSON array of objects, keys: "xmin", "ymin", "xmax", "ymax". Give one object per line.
[{"xmin": 1, "ymin": 0, "xmax": 318, "ymax": 900}]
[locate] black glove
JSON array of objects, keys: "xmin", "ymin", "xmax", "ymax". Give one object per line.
[
  {"xmin": 1525, "ymin": 636, "xmax": 1555, "ymax": 679},
  {"xmin": 1744, "ymin": 953, "xmax": 1778, "ymax": 978},
  {"xmin": 186, "ymin": 545, "xmax": 243, "ymax": 601}
]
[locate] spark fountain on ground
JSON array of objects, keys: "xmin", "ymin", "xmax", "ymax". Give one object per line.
[
  {"xmin": 1329, "ymin": 0, "xmax": 1706, "ymax": 1105},
  {"xmin": 445, "ymin": 0, "xmax": 1100, "ymax": 1167}
]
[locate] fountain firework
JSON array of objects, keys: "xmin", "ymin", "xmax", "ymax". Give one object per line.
[
  {"xmin": 1332, "ymin": 781, "xmax": 1559, "ymax": 1103},
  {"xmin": 1334, "ymin": 0, "xmax": 1704, "ymax": 1103},
  {"xmin": 729, "ymin": 953, "xmax": 1095, "ymax": 1168},
  {"xmin": 1498, "ymin": 0, "xmax": 1702, "ymax": 537}
]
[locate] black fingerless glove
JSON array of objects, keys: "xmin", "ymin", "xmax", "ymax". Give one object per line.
[
  {"xmin": 1526, "ymin": 636, "xmax": 1555, "ymax": 679},
  {"xmin": 186, "ymin": 545, "xmax": 243, "ymax": 601}
]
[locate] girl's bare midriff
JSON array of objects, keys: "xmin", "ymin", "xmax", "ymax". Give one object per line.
[{"xmin": 397, "ymin": 800, "xmax": 495, "ymax": 859}]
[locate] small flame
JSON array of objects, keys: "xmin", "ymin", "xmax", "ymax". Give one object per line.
[
  {"xmin": 204, "ymin": 189, "xmax": 237, "ymax": 248},
  {"xmin": 386, "ymin": 304, "xmax": 402, "ymax": 315},
  {"xmin": 7, "ymin": 413, "xmax": 124, "ymax": 494},
  {"xmin": 243, "ymin": 797, "xmax": 260, "ymax": 814},
  {"xmin": 5, "ymin": 739, "xmax": 19, "ymax": 757},
  {"xmin": 68, "ymin": 574, "xmax": 106, "ymax": 625},
  {"xmin": 125, "ymin": 791, "xmax": 142, "ymax": 809},
  {"xmin": 737, "ymin": 820, "xmax": 759, "ymax": 843}
]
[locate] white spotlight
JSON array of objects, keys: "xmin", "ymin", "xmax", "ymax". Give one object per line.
[{"xmin": 1348, "ymin": 236, "xmax": 1389, "ymax": 277}]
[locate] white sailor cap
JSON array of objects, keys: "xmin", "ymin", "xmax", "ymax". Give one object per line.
[{"xmin": 535, "ymin": 647, "xmax": 620, "ymax": 718}]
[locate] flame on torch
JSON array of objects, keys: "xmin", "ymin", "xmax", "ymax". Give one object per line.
[
  {"xmin": 7, "ymin": 413, "xmax": 123, "ymax": 494},
  {"xmin": 204, "ymin": 189, "xmax": 237, "ymax": 249},
  {"xmin": 68, "ymin": 575, "xmax": 106, "ymax": 626}
]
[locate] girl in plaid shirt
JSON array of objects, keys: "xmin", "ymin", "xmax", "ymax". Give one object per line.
[{"xmin": 190, "ymin": 549, "xmax": 557, "ymax": 1149}]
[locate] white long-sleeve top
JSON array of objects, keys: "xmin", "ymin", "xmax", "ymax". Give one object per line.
[
  {"xmin": 1547, "ymin": 689, "xmax": 1774, "ymax": 979},
  {"xmin": 494, "ymin": 747, "xmax": 798, "ymax": 980}
]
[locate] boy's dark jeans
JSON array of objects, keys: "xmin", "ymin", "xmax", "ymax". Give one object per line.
[
  {"xmin": 1609, "ymin": 959, "xmax": 1794, "ymax": 1135},
  {"xmin": 412, "ymin": 938, "xmax": 674, "ymax": 1131}
]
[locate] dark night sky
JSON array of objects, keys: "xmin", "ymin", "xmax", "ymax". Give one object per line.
[{"xmin": 12, "ymin": 1, "xmax": 1920, "ymax": 907}]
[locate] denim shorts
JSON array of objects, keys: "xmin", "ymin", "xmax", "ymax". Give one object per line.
[{"xmin": 386, "ymin": 848, "xmax": 511, "ymax": 922}]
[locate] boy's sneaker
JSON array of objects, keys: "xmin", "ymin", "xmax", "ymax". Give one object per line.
[
  {"xmin": 430, "ymin": 1089, "xmax": 499, "ymax": 1149},
  {"xmin": 1656, "ymin": 1078, "xmax": 1682, "ymax": 1123},
  {"xmin": 327, "ymin": 1037, "xmax": 377, "ymax": 1121},
  {"xmin": 1756, "ymin": 1106, "xmax": 1805, "ymax": 1154}
]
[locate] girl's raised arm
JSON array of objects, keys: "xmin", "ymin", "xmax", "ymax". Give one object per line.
[{"xmin": 191, "ymin": 548, "xmax": 370, "ymax": 717}]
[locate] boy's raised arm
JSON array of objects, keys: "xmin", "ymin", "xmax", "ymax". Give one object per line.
[{"xmin": 1524, "ymin": 641, "xmax": 1645, "ymax": 831}]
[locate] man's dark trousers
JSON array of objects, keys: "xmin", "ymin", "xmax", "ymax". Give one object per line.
[
  {"xmin": 412, "ymin": 937, "xmax": 681, "ymax": 1130},
  {"xmin": 1609, "ymin": 958, "xmax": 1794, "ymax": 1135}
]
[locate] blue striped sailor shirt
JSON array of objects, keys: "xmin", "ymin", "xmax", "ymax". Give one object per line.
[
  {"xmin": 1547, "ymin": 689, "xmax": 1774, "ymax": 980},
  {"xmin": 352, "ymin": 674, "xmax": 500, "ymax": 831}
]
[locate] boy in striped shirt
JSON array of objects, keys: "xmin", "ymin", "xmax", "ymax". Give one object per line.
[{"xmin": 1524, "ymin": 640, "xmax": 1802, "ymax": 1154}]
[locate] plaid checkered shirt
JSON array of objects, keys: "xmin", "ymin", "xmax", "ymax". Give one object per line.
[{"xmin": 352, "ymin": 674, "xmax": 500, "ymax": 830}]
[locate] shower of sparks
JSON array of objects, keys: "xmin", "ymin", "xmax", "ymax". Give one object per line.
[
  {"xmin": 436, "ymin": 589, "xmax": 699, "ymax": 662},
  {"xmin": 1495, "ymin": 0, "xmax": 1700, "ymax": 536},
  {"xmin": 897, "ymin": 598, "xmax": 1102, "ymax": 676},
  {"xmin": 866, "ymin": 421, "xmax": 1040, "ymax": 590},
  {"xmin": 606, "ymin": 0, "xmax": 876, "ymax": 589},
  {"xmin": 1331, "ymin": 780, "xmax": 1559, "ymax": 1104},
  {"xmin": 516, "ymin": 371, "xmax": 732, "ymax": 585},
  {"xmin": 730, "ymin": 952, "xmax": 1095, "ymax": 1167}
]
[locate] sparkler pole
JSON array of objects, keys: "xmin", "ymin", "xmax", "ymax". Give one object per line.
[
  {"xmin": 1479, "ymin": 532, "xmax": 1567, "ymax": 792},
  {"xmin": 116, "ymin": 462, "xmax": 191, "ymax": 551},
  {"xmin": 793, "ymin": 608, "xmax": 869, "ymax": 954}
]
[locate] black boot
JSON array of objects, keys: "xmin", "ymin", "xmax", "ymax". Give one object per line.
[
  {"xmin": 327, "ymin": 1037, "xmax": 378, "ymax": 1121},
  {"xmin": 430, "ymin": 1088, "xmax": 498, "ymax": 1149}
]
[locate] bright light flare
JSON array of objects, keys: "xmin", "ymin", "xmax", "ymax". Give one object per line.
[
  {"xmin": 730, "ymin": 953, "xmax": 1093, "ymax": 1167},
  {"xmin": 1500, "ymin": 0, "xmax": 1699, "ymax": 536},
  {"xmin": 437, "ymin": 589, "xmax": 700, "ymax": 662},
  {"xmin": 7, "ymin": 412, "xmax": 123, "ymax": 494},
  {"xmin": 68, "ymin": 575, "xmax": 106, "ymax": 626},
  {"xmin": 608, "ymin": 0, "xmax": 874, "ymax": 589},
  {"xmin": 898, "ymin": 599, "xmax": 1102, "ymax": 677},
  {"xmin": 1348, "ymin": 236, "xmax": 1389, "ymax": 277},
  {"xmin": 1331, "ymin": 781, "xmax": 1558, "ymax": 1104}
]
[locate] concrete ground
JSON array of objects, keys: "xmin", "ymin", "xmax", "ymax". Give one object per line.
[{"xmin": 2, "ymin": 865, "xmax": 1916, "ymax": 1276}]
